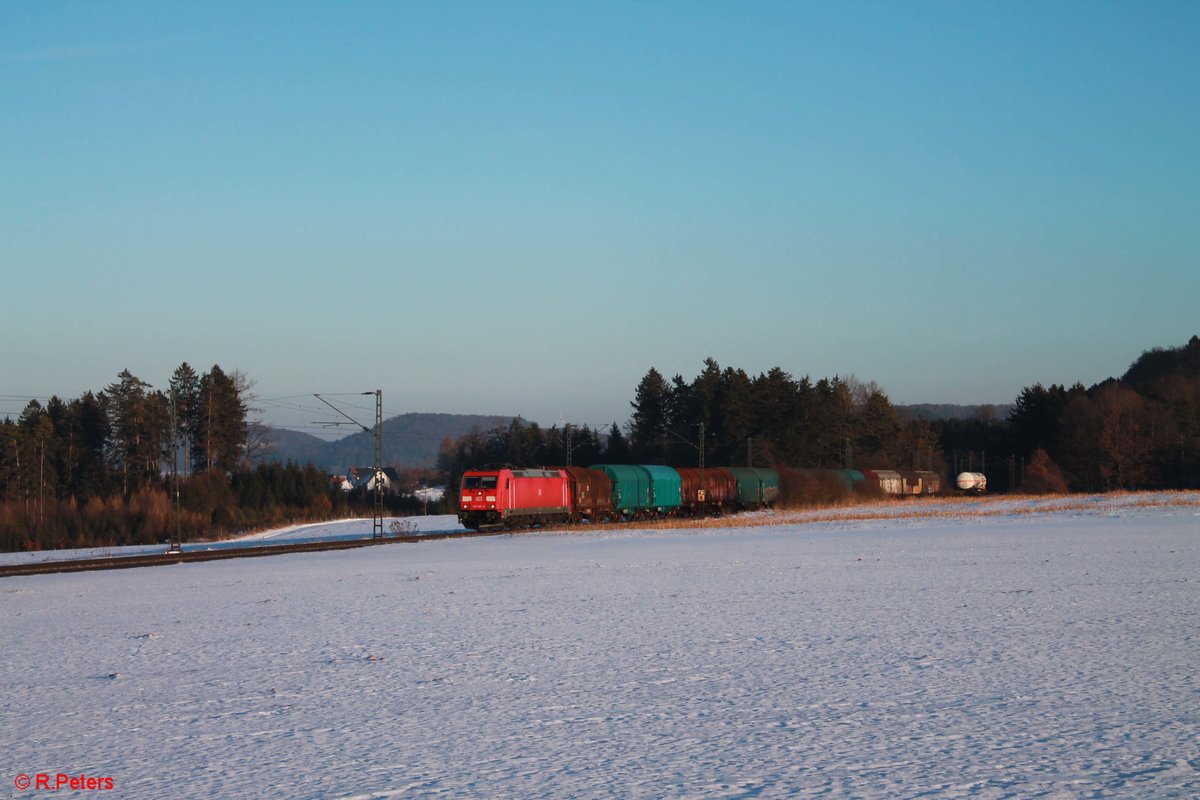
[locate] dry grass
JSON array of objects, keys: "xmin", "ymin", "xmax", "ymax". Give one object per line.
[{"xmin": 555, "ymin": 490, "xmax": 1200, "ymax": 535}]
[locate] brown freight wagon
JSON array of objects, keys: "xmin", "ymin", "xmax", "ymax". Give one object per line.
[
  {"xmin": 559, "ymin": 466, "xmax": 613, "ymax": 522},
  {"xmin": 675, "ymin": 467, "xmax": 738, "ymax": 514}
]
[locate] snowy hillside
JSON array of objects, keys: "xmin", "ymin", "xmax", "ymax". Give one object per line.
[{"xmin": 3, "ymin": 494, "xmax": 1198, "ymax": 798}]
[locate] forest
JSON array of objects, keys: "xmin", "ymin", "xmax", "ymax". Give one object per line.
[
  {"xmin": 0, "ymin": 363, "xmax": 396, "ymax": 552},
  {"xmin": 4, "ymin": 337, "xmax": 1198, "ymax": 552},
  {"xmin": 436, "ymin": 363, "xmax": 942, "ymax": 498},
  {"xmin": 939, "ymin": 336, "xmax": 1200, "ymax": 493},
  {"xmin": 438, "ymin": 337, "xmax": 1200, "ymax": 501}
]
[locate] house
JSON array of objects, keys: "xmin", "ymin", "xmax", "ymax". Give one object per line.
[{"xmin": 345, "ymin": 466, "xmax": 402, "ymax": 493}]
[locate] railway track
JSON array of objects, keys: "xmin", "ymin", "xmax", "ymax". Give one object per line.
[{"xmin": 0, "ymin": 529, "xmax": 502, "ymax": 578}]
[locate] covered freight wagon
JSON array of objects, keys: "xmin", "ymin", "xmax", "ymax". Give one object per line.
[
  {"xmin": 641, "ymin": 465, "xmax": 682, "ymax": 513},
  {"xmin": 675, "ymin": 467, "xmax": 737, "ymax": 513},
  {"xmin": 902, "ymin": 470, "xmax": 942, "ymax": 495},
  {"xmin": 590, "ymin": 464, "xmax": 652, "ymax": 517},
  {"xmin": 558, "ymin": 466, "xmax": 613, "ymax": 522},
  {"xmin": 727, "ymin": 467, "xmax": 780, "ymax": 508},
  {"xmin": 864, "ymin": 469, "xmax": 904, "ymax": 495}
]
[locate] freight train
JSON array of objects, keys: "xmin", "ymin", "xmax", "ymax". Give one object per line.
[{"xmin": 458, "ymin": 464, "xmax": 943, "ymax": 531}]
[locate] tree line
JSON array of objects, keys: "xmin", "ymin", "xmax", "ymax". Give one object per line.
[
  {"xmin": 7, "ymin": 337, "xmax": 1196, "ymax": 551},
  {"xmin": 438, "ymin": 358, "xmax": 942, "ymax": 500},
  {"xmin": 440, "ymin": 338, "xmax": 1200, "ymax": 500},
  {"xmin": 938, "ymin": 336, "xmax": 1200, "ymax": 492},
  {"xmin": 0, "ymin": 364, "xmax": 346, "ymax": 552}
]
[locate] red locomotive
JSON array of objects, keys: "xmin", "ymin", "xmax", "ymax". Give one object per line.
[{"xmin": 458, "ymin": 467, "xmax": 571, "ymax": 530}]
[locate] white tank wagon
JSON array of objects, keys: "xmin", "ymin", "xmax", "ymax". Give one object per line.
[{"xmin": 955, "ymin": 472, "xmax": 987, "ymax": 493}]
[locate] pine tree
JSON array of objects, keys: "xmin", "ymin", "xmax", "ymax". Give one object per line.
[
  {"xmin": 752, "ymin": 368, "xmax": 803, "ymax": 466},
  {"xmin": 604, "ymin": 422, "xmax": 632, "ymax": 464},
  {"xmin": 194, "ymin": 365, "xmax": 247, "ymax": 473},
  {"xmin": 1054, "ymin": 384, "xmax": 1103, "ymax": 491},
  {"xmin": 0, "ymin": 419, "xmax": 18, "ymax": 504},
  {"xmin": 853, "ymin": 383, "xmax": 900, "ymax": 468},
  {"xmin": 74, "ymin": 392, "xmax": 112, "ymax": 499},
  {"xmin": 18, "ymin": 401, "xmax": 55, "ymax": 522},
  {"xmin": 170, "ymin": 362, "xmax": 200, "ymax": 477},
  {"xmin": 1009, "ymin": 383, "xmax": 1070, "ymax": 459},
  {"xmin": 714, "ymin": 367, "xmax": 754, "ymax": 465},
  {"xmin": 675, "ymin": 358, "xmax": 723, "ymax": 464},
  {"xmin": 104, "ymin": 370, "xmax": 166, "ymax": 494},
  {"xmin": 629, "ymin": 367, "xmax": 672, "ymax": 462}
]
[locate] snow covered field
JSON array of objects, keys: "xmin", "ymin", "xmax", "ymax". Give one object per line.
[
  {"xmin": 3, "ymin": 495, "xmax": 1198, "ymax": 798},
  {"xmin": 0, "ymin": 515, "xmax": 464, "ymax": 567}
]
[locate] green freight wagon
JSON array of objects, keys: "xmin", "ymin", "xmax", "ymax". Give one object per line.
[
  {"xmin": 640, "ymin": 465, "xmax": 682, "ymax": 513},
  {"xmin": 590, "ymin": 464, "xmax": 651, "ymax": 517},
  {"xmin": 727, "ymin": 467, "xmax": 780, "ymax": 507},
  {"xmin": 836, "ymin": 470, "xmax": 865, "ymax": 490}
]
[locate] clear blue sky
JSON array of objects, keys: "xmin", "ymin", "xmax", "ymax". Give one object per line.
[{"xmin": 3, "ymin": 1, "xmax": 1197, "ymax": 434}]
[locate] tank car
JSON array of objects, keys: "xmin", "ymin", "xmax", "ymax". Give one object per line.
[{"xmin": 955, "ymin": 472, "xmax": 987, "ymax": 493}]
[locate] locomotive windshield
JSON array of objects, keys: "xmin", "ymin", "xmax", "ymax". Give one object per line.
[{"xmin": 463, "ymin": 475, "xmax": 498, "ymax": 490}]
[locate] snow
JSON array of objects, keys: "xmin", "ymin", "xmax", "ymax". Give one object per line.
[
  {"xmin": 3, "ymin": 495, "xmax": 1199, "ymax": 798},
  {"xmin": 0, "ymin": 516, "xmax": 465, "ymax": 567}
]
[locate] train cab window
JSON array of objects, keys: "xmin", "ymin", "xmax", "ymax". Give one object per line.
[{"xmin": 464, "ymin": 476, "xmax": 499, "ymax": 490}]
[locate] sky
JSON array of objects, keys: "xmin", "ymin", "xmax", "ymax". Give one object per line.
[{"xmin": 3, "ymin": 1, "xmax": 1198, "ymax": 436}]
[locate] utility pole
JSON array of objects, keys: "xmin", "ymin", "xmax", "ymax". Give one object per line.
[
  {"xmin": 372, "ymin": 390, "xmax": 383, "ymax": 541},
  {"xmin": 315, "ymin": 390, "xmax": 385, "ymax": 543},
  {"xmin": 168, "ymin": 390, "xmax": 182, "ymax": 553},
  {"xmin": 668, "ymin": 423, "xmax": 708, "ymax": 507}
]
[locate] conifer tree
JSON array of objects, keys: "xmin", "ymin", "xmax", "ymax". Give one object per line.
[
  {"xmin": 629, "ymin": 367, "xmax": 672, "ymax": 462},
  {"xmin": 714, "ymin": 367, "xmax": 754, "ymax": 465},
  {"xmin": 73, "ymin": 391, "xmax": 112, "ymax": 499},
  {"xmin": 604, "ymin": 422, "xmax": 632, "ymax": 463},
  {"xmin": 194, "ymin": 365, "xmax": 248, "ymax": 473},
  {"xmin": 17, "ymin": 401, "xmax": 55, "ymax": 519},
  {"xmin": 170, "ymin": 362, "xmax": 200, "ymax": 476},
  {"xmin": 104, "ymin": 370, "xmax": 167, "ymax": 494}
]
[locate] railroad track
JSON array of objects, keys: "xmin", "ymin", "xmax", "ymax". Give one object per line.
[{"xmin": 0, "ymin": 529, "xmax": 502, "ymax": 578}]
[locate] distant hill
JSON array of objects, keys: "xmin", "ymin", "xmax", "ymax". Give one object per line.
[
  {"xmin": 261, "ymin": 413, "xmax": 514, "ymax": 472},
  {"xmin": 898, "ymin": 404, "xmax": 1013, "ymax": 422},
  {"xmin": 1122, "ymin": 335, "xmax": 1200, "ymax": 390}
]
